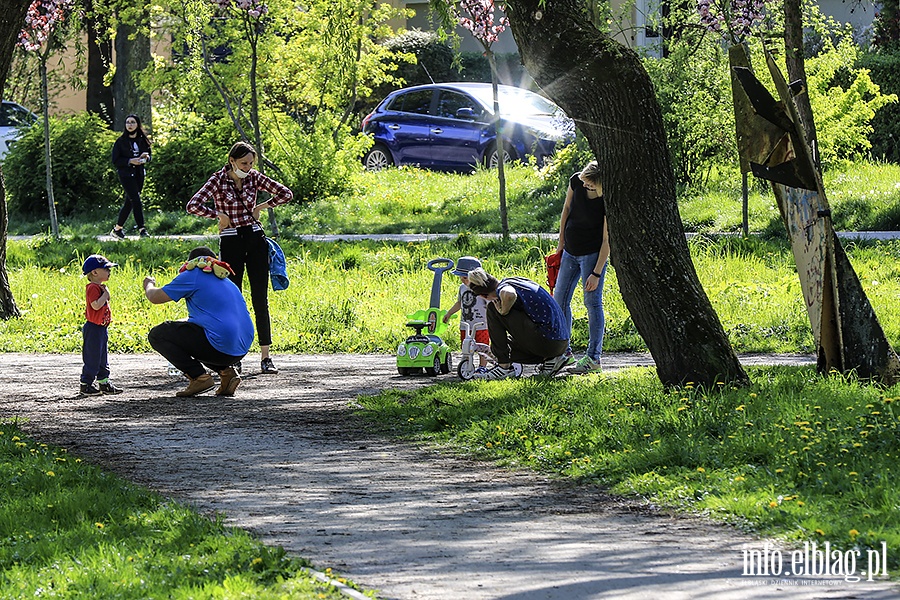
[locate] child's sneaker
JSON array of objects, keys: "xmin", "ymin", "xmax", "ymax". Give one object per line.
[
  {"xmin": 536, "ymin": 354, "xmax": 569, "ymax": 377},
  {"xmin": 474, "ymin": 366, "xmax": 488, "ymax": 375},
  {"xmin": 80, "ymin": 383, "xmax": 101, "ymax": 396},
  {"xmin": 476, "ymin": 364, "xmax": 518, "ymax": 381},
  {"xmin": 99, "ymin": 382, "xmax": 123, "ymax": 394},
  {"xmin": 568, "ymin": 355, "xmax": 602, "ymax": 374}
]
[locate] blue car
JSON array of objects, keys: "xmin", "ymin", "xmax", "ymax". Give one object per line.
[{"xmin": 361, "ymin": 82, "xmax": 575, "ymax": 172}]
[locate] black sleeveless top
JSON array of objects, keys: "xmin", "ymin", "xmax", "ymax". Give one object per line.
[{"xmin": 564, "ymin": 172, "xmax": 606, "ymax": 256}]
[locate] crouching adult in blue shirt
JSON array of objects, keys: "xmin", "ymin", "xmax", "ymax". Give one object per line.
[
  {"xmin": 143, "ymin": 246, "xmax": 254, "ymax": 397},
  {"xmin": 466, "ymin": 267, "xmax": 570, "ymax": 381}
]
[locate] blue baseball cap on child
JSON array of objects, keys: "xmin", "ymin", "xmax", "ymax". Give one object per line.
[
  {"xmin": 82, "ymin": 254, "xmax": 118, "ymax": 274},
  {"xmin": 452, "ymin": 256, "xmax": 482, "ymax": 276}
]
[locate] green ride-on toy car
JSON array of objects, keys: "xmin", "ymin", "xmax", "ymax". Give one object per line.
[{"xmin": 397, "ymin": 258, "xmax": 455, "ymax": 376}]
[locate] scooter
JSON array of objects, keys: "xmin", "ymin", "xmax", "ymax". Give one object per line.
[{"xmin": 456, "ymin": 320, "xmax": 523, "ymax": 380}]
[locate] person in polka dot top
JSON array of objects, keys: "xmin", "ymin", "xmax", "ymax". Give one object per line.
[{"xmin": 466, "ymin": 267, "xmax": 570, "ymax": 380}]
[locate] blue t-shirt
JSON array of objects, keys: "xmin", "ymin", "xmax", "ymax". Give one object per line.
[
  {"xmin": 499, "ymin": 277, "xmax": 567, "ymax": 341},
  {"xmin": 162, "ymin": 269, "xmax": 254, "ymax": 356}
]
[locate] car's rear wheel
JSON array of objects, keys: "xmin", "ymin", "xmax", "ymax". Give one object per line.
[
  {"xmin": 364, "ymin": 144, "xmax": 393, "ymax": 171},
  {"xmin": 484, "ymin": 142, "xmax": 515, "ymax": 169}
]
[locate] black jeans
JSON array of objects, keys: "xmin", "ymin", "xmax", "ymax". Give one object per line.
[
  {"xmin": 220, "ymin": 228, "xmax": 272, "ymax": 346},
  {"xmin": 148, "ymin": 321, "xmax": 244, "ymax": 379},
  {"xmin": 486, "ymin": 303, "xmax": 568, "ymax": 365},
  {"xmin": 116, "ymin": 169, "xmax": 145, "ymax": 229}
]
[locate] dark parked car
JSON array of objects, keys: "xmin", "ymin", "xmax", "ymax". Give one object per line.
[{"xmin": 361, "ymin": 82, "xmax": 575, "ymax": 171}]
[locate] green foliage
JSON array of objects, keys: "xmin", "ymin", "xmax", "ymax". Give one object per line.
[
  {"xmin": 263, "ymin": 111, "xmax": 371, "ymax": 203},
  {"xmin": 805, "ymin": 31, "xmax": 898, "ymax": 167},
  {"xmin": 379, "ymin": 29, "xmax": 453, "ymax": 88},
  {"xmin": 0, "ymin": 423, "xmax": 349, "ymax": 599},
  {"xmin": 144, "ymin": 109, "xmax": 227, "ymax": 211},
  {"xmin": 4, "ymin": 113, "xmax": 120, "ymax": 218},
  {"xmin": 358, "ymin": 367, "xmax": 900, "ymax": 568},
  {"xmin": 642, "ymin": 35, "xmax": 737, "ymax": 186},
  {"xmin": 856, "ymin": 50, "xmax": 900, "ymax": 163}
]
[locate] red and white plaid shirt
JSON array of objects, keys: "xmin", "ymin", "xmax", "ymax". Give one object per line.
[{"xmin": 186, "ymin": 167, "xmax": 292, "ymax": 231}]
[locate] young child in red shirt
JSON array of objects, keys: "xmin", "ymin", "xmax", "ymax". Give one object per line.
[{"xmin": 80, "ymin": 254, "xmax": 123, "ymax": 396}]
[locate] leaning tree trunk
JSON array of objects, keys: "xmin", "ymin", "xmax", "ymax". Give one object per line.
[
  {"xmin": 113, "ymin": 22, "xmax": 151, "ymax": 131},
  {"xmin": 0, "ymin": 0, "xmax": 32, "ymax": 319},
  {"xmin": 506, "ymin": 0, "xmax": 747, "ymax": 387}
]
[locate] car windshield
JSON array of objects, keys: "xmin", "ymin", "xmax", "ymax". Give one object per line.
[{"xmin": 464, "ymin": 86, "xmax": 562, "ymax": 118}]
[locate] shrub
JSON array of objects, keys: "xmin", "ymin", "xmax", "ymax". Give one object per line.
[
  {"xmin": 643, "ymin": 37, "xmax": 737, "ymax": 187},
  {"xmin": 263, "ymin": 110, "xmax": 367, "ymax": 203},
  {"xmin": 855, "ymin": 50, "xmax": 900, "ymax": 163},
  {"xmin": 4, "ymin": 112, "xmax": 119, "ymax": 218},
  {"xmin": 380, "ymin": 29, "xmax": 453, "ymax": 88},
  {"xmin": 144, "ymin": 108, "xmax": 226, "ymax": 211},
  {"xmin": 806, "ymin": 31, "xmax": 898, "ymax": 167}
]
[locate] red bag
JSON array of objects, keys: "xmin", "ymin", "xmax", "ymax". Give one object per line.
[{"xmin": 544, "ymin": 253, "xmax": 561, "ymax": 294}]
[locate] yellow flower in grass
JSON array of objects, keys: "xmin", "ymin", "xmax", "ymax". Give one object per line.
[
  {"xmin": 769, "ymin": 501, "xmax": 779, "ymax": 508},
  {"xmin": 849, "ymin": 471, "xmax": 858, "ymax": 476},
  {"xmin": 95, "ymin": 522, "xmax": 104, "ymax": 529},
  {"xmin": 736, "ymin": 405, "xmax": 745, "ymax": 412},
  {"xmin": 849, "ymin": 529, "xmax": 859, "ymax": 538},
  {"xmin": 697, "ymin": 467, "xmax": 706, "ymax": 473},
  {"xmin": 815, "ymin": 529, "xmax": 825, "ymax": 536},
  {"xmin": 733, "ymin": 476, "xmax": 745, "ymax": 482}
]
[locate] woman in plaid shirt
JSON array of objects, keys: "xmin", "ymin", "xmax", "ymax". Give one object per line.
[{"xmin": 186, "ymin": 141, "xmax": 292, "ymax": 374}]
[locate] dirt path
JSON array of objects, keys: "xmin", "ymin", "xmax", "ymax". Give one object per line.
[{"xmin": 2, "ymin": 352, "xmax": 897, "ymax": 599}]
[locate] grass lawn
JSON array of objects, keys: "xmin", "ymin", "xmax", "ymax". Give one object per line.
[
  {"xmin": 10, "ymin": 160, "xmax": 900, "ymax": 238},
  {"xmin": 0, "ymin": 422, "xmax": 362, "ymax": 599},
  {"xmin": 357, "ymin": 365, "xmax": 900, "ymax": 575}
]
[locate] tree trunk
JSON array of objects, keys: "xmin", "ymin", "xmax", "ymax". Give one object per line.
[
  {"xmin": 86, "ymin": 0, "xmax": 114, "ymax": 126},
  {"xmin": 0, "ymin": 0, "xmax": 32, "ymax": 319},
  {"xmin": 486, "ymin": 50, "xmax": 509, "ymax": 241},
  {"xmin": 41, "ymin": 54, "xmax": 59, "ymax": 239},
  {"xmin": 784, "ymin": 0, "xmax": 818, "ymax": 166},
  {"xmin": 113, "ymin": 23, "xmax": 151, "ymax": 131},
  {"xmin": 506, "ymin": 0, "xmax": 747, "ymax": 387}
]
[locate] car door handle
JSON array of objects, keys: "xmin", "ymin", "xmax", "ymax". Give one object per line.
[
  {"xmin": 431, "ymin": 128, "xmax": 442, "ymax": 134},
  {"xmin": 387, "ymin": 124, "xmax": 400, "ymax": 130}
]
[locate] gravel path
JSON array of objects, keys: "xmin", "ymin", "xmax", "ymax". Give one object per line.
[{"xmin": 2, "ymin": 352, "xmax": 897, "ymax": 599}]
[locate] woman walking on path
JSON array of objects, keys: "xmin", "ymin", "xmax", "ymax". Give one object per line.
[
  {"xmin": 110, "ymin": 114, "xmax": 152, "ymax": 239},
  {"xmin": 186, "ymin": 141, "xmax": 293, "ymax": 374},
  {"xmin": 553, "ymin": 160, "xmax": 609, "ymax": 374}
]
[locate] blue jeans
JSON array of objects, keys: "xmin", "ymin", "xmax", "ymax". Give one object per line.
[{"xmin": 552, "ymin": 250, "xmax": 607, "ymax": 360}]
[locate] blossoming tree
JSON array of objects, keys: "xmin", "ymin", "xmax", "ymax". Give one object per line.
[{"xmin": 19, "ymin": 0, "xmax": 75, "ymax": 240}]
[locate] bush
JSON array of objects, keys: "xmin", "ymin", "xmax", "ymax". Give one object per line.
[
  {"xmin": 643, "ymin": 37, "xmax": 737, "ymax": 187},
  {"xmin": 806, "ymin": 32, "xmax": 898, "ymax": 167},
  {"xmin": 856, "ymin": 50, "xmax": 900, "ymax": 163},
  {"xmin": 144, "ymin": 109, "xmax": 226, "ymax": 211},
  {"xmin": 380, "ymin": 29, "xmax": 454, "ymax": 88},
  {"xmin": 263, "ymin": 110, "xmax": 367, "ymax": 203},
  {"xmin": 4, "ymin": 112, "xmax": 119, "ymax": 218}
]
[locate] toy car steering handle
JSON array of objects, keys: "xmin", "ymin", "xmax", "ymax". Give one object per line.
[{"xmin": 427, "ymin": 258, "xmax": 454, "ymax": 309}]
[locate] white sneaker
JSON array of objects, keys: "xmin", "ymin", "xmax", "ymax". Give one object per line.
[
  {"xmin": 568, "ymin": 355, "xmax": 602, "ymax": 374},
  {"xmin": 536, "ymin": 354, "xmax": 570, "ymax": 377},
  {"xmin": 477, "ymin": 364, "xmax": 518, "ymax": 381}
]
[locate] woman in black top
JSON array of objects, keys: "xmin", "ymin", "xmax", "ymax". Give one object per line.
[
  {"xmin": 552, "ymin": 160, "xmax": 610, "ymax": 374},
  {"xmin": 110, "ymin": 114, "xmax": 151, "ymax": 239}
]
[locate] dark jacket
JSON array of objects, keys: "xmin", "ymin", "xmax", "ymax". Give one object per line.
[{"xmin": 111, "ymin": 134, "xmax": 151, "ymax": 173}]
